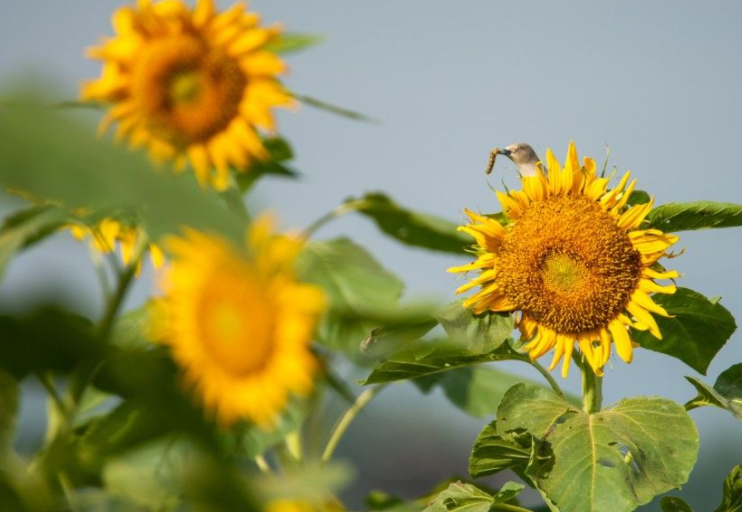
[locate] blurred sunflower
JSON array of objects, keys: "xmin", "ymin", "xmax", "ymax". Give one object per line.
[
  {"xmin": 67, "ymin": 217, "xmax": 164, "ymax": 274},
  {"xmin": 83, "ymin": 0, "xmax": 295, "ymax": 190},
  {"xmin": 449, "ymin": 142, "xmax": 679, "ymax": 376},
  {"xmin": 150, "ymin": 216, "xmax": 325, "ymax": 427}
]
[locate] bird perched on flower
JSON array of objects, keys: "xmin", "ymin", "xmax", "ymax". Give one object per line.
[{"xmin": 485, "ymin": 142, "xmax": 540, "ymax": 177}]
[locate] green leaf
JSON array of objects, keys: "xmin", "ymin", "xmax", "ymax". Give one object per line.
[
  {"xmin": 0, "ymin": 307, "xmax": 101, "ymax": 379},
  {"xmin": 296, "ymin": 237, "xmax": 404, "ymax": 356},
  {"xmin": 348, "ymin": 193, "xmax": 470, "ymax": 254},
  {"xmin": 646, "ymin": 201, "xmax": 742, "ymax": 232},
  {"xmin": 234, "ymin": 137, "xmax": 299, "ymax": 192},
  {"xmin": 0, "ymin": 96, "xmax": 244, "ymax": 243},
  {"xmin": 292, "ymin": 93, "xmax": 377, "ymax": 123},
  {"xmin": 468, "ymin": 422, "xmax": 534, "ymax": 478},
  {"xmin": 685, "ymin": 363, "xmax": 742, "ymax": 422},
  {"xmin": 661, "ymin": 465, "xmax": 742, "ymax": 512},
  {"xmin": 362, "ymin": 338, "xmax": 526, "ymax": 386},
  {"xmin": 492, "ymin": 482, "xmax": 525, "ymax": 503},
  {"xmin": 633, "ymin": 287, "xmax": 736, "ymax": 374},
  {"xmin": 265, "ymin": 33, "xmax": 323, "ymax": 54},
  {"xmin": 496, "ymin": 384, "xmax": 699, "ymax": 512},
  {"xmin": 415, "ymin": 366, "xmax": 539, "ymax": 418},
  {"xmin": 436, "ymin": 299, "xmax": 514, "ymax": 353},
  {"xmin": 0, "ymin": 204, "xmax": 69, "ymax": 282},
  {"xmin": 102, "ymin": 438, "xmax": 193, "ymax": 512},
  {"xmin": 626, "ymin": 189, "xmax": 651, "ymax": 207},
  {"xmin": 661, "ymin": 497, "xmax": 696, "ymax": 512},
  {"xmin": 423, "ymin": 482, "xmax": 494, "ymax": 512}
]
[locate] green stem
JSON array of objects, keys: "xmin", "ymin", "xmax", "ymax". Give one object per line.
[
  {"xmin": 96, "ymin": 235, "xmax": 147, "ymax": 343},
  {"xmin": 581, "ymin": 364, "xmax": 603, "ymax": 414},
  {"xmin": 35, "ymin": 372, "xmax": 65, "ymax": 416},
  {"xmin": 302, "ymin": 199, "xmax": 366, "ymax": 239},
  {"xmin": 321, "ymin": 384, "xmax": 387, "ymax": 462},
  {"xmin": 528, "ymin": 359, "xmax": 565, "ymax": 399}
]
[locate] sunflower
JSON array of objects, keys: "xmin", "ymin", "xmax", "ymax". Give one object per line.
[
  {"xmin": 67, "ymin": 217, "xmax": 164, "ymax": 274},
  {"xmin": 150, "ymin": 216, "xmax": 325, "ymax": 427},
  {"xmin": 83, "ymin": 0, "xmax": 295, "ymax": 190},
  {"xmin": 449, "ymin": 142, "xmax": 679, "ymax": 376}
]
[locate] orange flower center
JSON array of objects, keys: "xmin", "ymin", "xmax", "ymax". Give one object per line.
[
  {"xmin": 197, "ymin": 265, "xmax": 274, "ymax": 376},
  {"xmin": 496, "ymin": 195, "xmax": 642, "ymax": 333},
  {"xmin": 131, "ymin": 34, "xmax": 246, "ymax": 146}
]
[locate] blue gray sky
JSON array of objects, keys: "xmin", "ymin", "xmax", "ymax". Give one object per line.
[{"xmin": 2, "ymin": 1, "xmax": 742, "ymax": 509}]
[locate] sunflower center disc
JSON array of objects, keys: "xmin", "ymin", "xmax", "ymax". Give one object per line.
[
  {"xmin": 198, "ymin": 270, "xmax": 274, "ymax": 376},
  {"xmin": 131, "ymin": 34, "xmax": 246, "ymax": 145},
  {"xmin": 496, "ymin": 195, "xmax": 642, "ymax": 333}
]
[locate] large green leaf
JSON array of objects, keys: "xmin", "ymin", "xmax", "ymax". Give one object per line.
[
  {"xmin": 646, "ymin": 202, "xmax": 742, "ymax": 232},
  {"xmin": 661, "ymin": 465, "xmax": 742, "ymax": 512},
  {"xmin": 496, "ymin": 384, "xmax": 699, "ymax": 512},
  {"xmin": 435, "ymin": 300, "xmax": 514, "ymax": 354},
  {"xmin": 0, "ymin": 204, "xmax": 69, "ymax": 282},
  {"xmin": 362, "ymin": 338, "xmax": 526, "ymax": 386},
  {"xmin": 633, "ymin": 288, "xmax": 736, "ymax": 374},
  {"xmin": 348, "ymin": 193, "xmax": 470, "ymax": 254},
  {"xmin": 0, "ymin": 97, "xmax": 244, "ymax": 243},
  {"xmin": 685, "ymin": 363, "xmax": 742, "ymax": 422},
  {"xmin": 296, "ymin": 237, "xmax": 404, "ymax": 356},
  {"xmin": 0, "ymin": 307, "xmax": 101, "ymax": 380}
]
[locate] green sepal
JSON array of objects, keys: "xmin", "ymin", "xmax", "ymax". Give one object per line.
[
  {"xmin": 234, "ymin": 137, "xmax": 299, "ymax": 193},
  {"xmin": 685, "ymin": 363, "xmax": 742, "ymax": 422},
  {"xmin": 265, "ymin": 33, "xmax": 323, "ymax": 54},
  {"xmin": 632, "ymin": 287, "xmax": 736, "ymax": 374},
  {"xmin": 646, "ymin": 201, "xmax": 742, "ymax": 231}
]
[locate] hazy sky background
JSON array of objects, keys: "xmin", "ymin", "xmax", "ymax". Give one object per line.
[{"xmin": 2, "ymin": 1, "xmax": 742, "ymax": 510}]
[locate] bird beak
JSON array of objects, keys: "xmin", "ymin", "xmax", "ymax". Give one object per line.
[{"xmin": 499, "ymin": 148, "xmax": 512, "ymax": 157}]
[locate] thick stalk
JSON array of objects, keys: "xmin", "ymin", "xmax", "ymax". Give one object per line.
[{"xmin": 581, "ymin": 366, "xmax": 603, "ymax": 414}]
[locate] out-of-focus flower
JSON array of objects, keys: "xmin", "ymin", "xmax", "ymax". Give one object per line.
[
  {"xmin": 83, "ymin": 0, "xmax": 295, "ymax": 190},
  {"xmin": 150, "ymin": 216, "xmax": 325, "ymax": 427}
]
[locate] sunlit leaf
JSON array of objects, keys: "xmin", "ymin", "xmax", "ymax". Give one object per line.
[
  {"xmin": 633, "ymin": 288, "xmax": 736, "ymax": 375},
  {"xmin": 468, "ymin": 422, "xmax": 533, "ymax": 478},
  {"xmin": 423, "ymin": 482, "xmax": 494, "ymax": 512},
  {"xmin": 646, "ymin": 201, "xmax": 742, "ymax": 232},
  {"xmin": 496, "ymin": 384, "xmax": 699, "ymax": 512},
  {"xmin": 435, "ymin": 299, "xmax": 514, "ymax": 353}
]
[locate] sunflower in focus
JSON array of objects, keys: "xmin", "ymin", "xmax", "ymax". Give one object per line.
[
  {"xmin": 150, "ymin": 216, "xmax": 325, "ymax": 427},
  {"xmin": 449, "ymin": 142, "xmax": 679, "ymax": 376},
  {"xmin": 67, "ymin": 217, "xmax": 164, "ymax": 274},
  {"xmin": 83, "ymin": 0, "xmax": 295, "ymax": 190}
]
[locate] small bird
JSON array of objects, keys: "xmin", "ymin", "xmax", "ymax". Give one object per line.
[{"xmin": 485, "ymin": 142, "xmax": 540, "ymax": 177}]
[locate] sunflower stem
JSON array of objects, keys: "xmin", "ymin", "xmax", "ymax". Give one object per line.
[
  {"xmin": 529, "ymin": 360, "xmax": 565, "ymax": 399},
  {"xmin": 321, "ymin": 384, "xmax": 386, "ymax": 462},
  {"xmin": 96, "ymin": 234, "xmax": 147, "ymax": 344},
  {"xmin": 581, "ymin": 366, "xmax": 603, "ymax": 414},
  {"xmin": 302, "ymin": 199, "xmax": 367, "ymax": 239}
]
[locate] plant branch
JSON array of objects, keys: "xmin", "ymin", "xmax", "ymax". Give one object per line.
[{"xmin": 322, "ymin": 384, "xmax": 387, "ymax": 462}]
